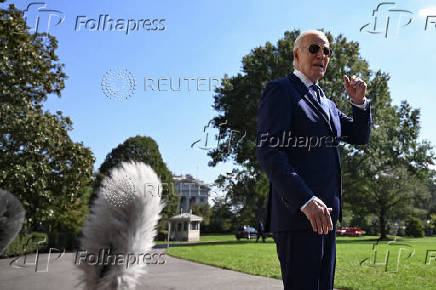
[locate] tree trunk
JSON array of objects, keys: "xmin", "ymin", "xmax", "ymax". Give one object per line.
[{"xmin": 379, "ymin": 209, "xmax": 388, "ymax": 240}]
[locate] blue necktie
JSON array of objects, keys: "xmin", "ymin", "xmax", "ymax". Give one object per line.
[
  {"xmin": 310, "ymin": 84, "xmax": 330, "ymax": 120},
  {"xmin": 310, "ymin": 84, "xmax": 321, "ymax": 103}
]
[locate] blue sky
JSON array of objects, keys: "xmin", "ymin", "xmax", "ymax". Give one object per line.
[{"xmin": 5, "ymin": 0, "xmax": 436, "ymax": 194}]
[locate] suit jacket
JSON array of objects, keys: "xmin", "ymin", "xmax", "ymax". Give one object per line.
[{"xmin": 256, "ymin": 72, "xmax": 371, "ymax": 232}]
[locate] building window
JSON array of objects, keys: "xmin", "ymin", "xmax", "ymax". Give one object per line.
[
  {"xmin": 177, "ymin": 223, "xmax": 181, "ymax": 231},
  {"xmin": 183, "ymin": 222, "xmax": 188, "ymax": 231},
  {"xmin": 191, "ymin": 221, "xmax": 198, "ymax": 230},
  {"xmin": 200, "ymin": 198, "xmax": 205, "ymax": 202}
]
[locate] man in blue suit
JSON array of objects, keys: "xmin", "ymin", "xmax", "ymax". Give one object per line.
[{"xmin": 256, "ymin": 30, "xmax": 371, "ymax": 289}]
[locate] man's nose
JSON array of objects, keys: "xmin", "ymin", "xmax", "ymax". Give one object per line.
[{"xmin": 316, "ymin": 50, "xmax": 327, "ymax": 58}]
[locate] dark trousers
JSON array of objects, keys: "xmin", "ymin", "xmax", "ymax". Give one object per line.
[
  {"xmin": 272, "ymin": 229, "xmax": 336, "ymax": 290},
  {"xmin": 256, "ymin": 232, "xmax": 265, "ymax": 242}
]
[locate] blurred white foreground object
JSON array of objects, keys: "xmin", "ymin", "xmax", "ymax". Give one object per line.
[{"xmin": 78, "ymin": 161, "xmax": 165, "ymax": 290}]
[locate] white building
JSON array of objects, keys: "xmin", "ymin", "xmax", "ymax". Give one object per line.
[
  {"xmin": 169, "ymin": 211, "xmax": 203, "ymax": 241},
  {"xmin": 173, "ymin": 174, "xmax": 210, "ymax": 212}
]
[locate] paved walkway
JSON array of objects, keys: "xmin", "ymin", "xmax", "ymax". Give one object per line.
[{"xmin": 0, "ymin": 247, "xmax": 283, "ymax": 290}]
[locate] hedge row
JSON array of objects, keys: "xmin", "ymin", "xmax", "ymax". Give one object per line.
[
  {"xmin": 1, "ymin": 232, "xmax": 48, "ymax": 258},
  {"xmin": 1, "ymin": 231, "xmax": 81, "ymax": 258}
]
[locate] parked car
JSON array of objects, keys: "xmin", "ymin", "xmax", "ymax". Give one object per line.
[
  {"xmin": 344, "ymin": 227, "xmax": 362, "ymax": 236},
  {"xmin": 336, "ymin": 227, "xmax": 362, "ymax": 237},
  {"xmin": 335, "ymin": 227, "xmax": 347, "ymax": 236},
  {"xmin": 236, "ymin": 226, "xmax": 257, "ymax": 240}
]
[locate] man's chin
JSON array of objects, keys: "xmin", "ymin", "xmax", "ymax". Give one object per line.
[
  {"xmin": 314, "ymin": 72, "xmax": 324, "ymax": 80},
  {"xmin": 309, "ymin": 71, "xmax": 324, "ymax": 82}
]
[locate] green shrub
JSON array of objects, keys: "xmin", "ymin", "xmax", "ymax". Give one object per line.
[
  {"xmin": 156, "ymin": 230, "xmax": 168, "ymax": 241},
  {"xmin": 1, "ymin": 232, "xmax": 48, "ymax": 258},
  {"xmin": 405, "ymin": 217, "xmax": 424, "ymax": 237}
]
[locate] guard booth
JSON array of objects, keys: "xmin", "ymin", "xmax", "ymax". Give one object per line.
[{"xmin": 168, "ymin": 211, "xmax": 203, "ymax": 241}]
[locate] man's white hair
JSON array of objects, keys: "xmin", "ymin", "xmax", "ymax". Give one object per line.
[{"xmin": 292, "ymin": 30, "xmax": 328, "ymax": 67}]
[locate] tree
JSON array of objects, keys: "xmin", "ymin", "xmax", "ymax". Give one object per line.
[
  {"xmin": 215, "ymin": 168, "xmax": 269, "ymax": 227},
  {"xmin": 207, "ymin": 196, "xmax": 234, "ymax": 233},
  {"xmin": 0, "ymin": 3, "xmax": 95, "ymax": 232},
  {"xmin": 428, "ymin": 214, "xmax": 436, "ymax": 235},
  {"xmin": 90, "ymin": 135, "xmax": 178, "ymax": 236},
  {"xmin": 405, "ymin": 217, "xmax": 424, "ymax": 237},
  {"xmin": 426, "ymin": 171, "xmax": 436, "ymax": 215},
  {"xmin": 0, "ymin": 2, "xmax": 66, "ymax": 108},
  {"xmin": 191, "ymin": 202, "xmax": 211, "ymax": 228},
  {"xmin": 207, "ymin": 29, "xmax": 434, "ymax": 239},
  {"xmin": 343, "ymin": 96, "xmax": 434, "ymax": 239}
]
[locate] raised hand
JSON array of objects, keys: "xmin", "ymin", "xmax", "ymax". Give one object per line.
[{"xmin": 344, "ymin": 74, "xmax": 367, "ymax": 105}]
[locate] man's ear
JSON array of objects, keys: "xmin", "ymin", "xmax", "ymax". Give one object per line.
[{"xmin": 293, "ymin": 49, "xmax": 299, "ymax": 68}]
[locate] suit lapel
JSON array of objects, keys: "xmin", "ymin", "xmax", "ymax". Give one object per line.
[
  {"xmin": 287, "ymin": 73, "xmax": 342, "ymax": 173},
  {"xmin": 288, "ymin": 73, "xmax": 334, "ymax": 136},
  {"xmin": 327, "ymin": 101, "xmax": 342, "ymax": 170},
  {"xmin": 328, "ymin": 102, "xmax": 338, "ymax": 137}
]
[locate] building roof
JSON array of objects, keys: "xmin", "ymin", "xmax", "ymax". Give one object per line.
[
  {"xmin": 169, "ymin": 212, "xmax": 203, "ymax": 221},
  {"xmin": 172, "ymin": 174, "xmax": 211, "ymax": 190}
]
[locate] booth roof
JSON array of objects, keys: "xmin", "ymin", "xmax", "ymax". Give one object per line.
[{"xmin": 169, "ymin": 213, "xmax": 203, "ymax": 221}]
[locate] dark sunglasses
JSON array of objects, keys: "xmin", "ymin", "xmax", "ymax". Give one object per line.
[{"xmin": 300, "ymin": 44, "xmax": 332, "ymax": 57}]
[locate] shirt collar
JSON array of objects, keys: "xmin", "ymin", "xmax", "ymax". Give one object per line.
[{"xmin": 293, "ymin": 69, "xmax": 318, "ymax": 88}]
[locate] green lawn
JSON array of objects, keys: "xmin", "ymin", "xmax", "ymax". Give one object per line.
[
  {"xmin": 166, "ymin": 234, "xmax": 436, "ymax": 289},
  {"xmin": 154, "ymin": 234, "xmax": 236, "ymax": 244}
]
